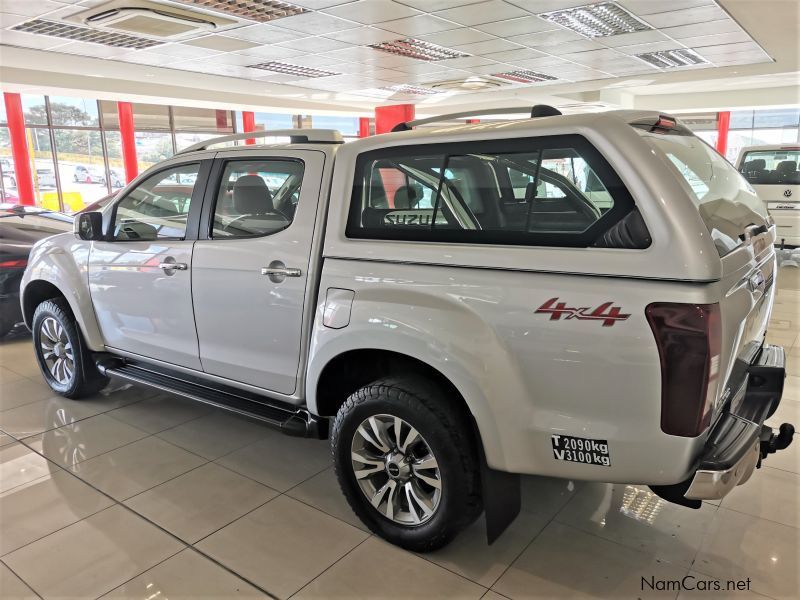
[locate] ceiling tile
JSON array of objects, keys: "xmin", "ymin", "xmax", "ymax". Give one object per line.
[
  {"xmin": 162, "ymin": 43, "xmax": 223, "ymax": 58},
  {"xmin": 322, "ymin": 26, "xmax": 399, "ymax": 44},
  {"xmin": 560, "ymin": 48, "xmax": 632, "ymax": 67},
  {"xmin": 279, "ymin": 53, "xmax": 348, "ymax": 67},
  {"xmin": 417, "ymin": 27, "xmax": 496, "ymax": 46},
  {"xmin": 613, "ymin": 40, "xmax": 684, "ymax": 55},
  {"xmin": 182, "ymin": 36, "xmax": 259, "ymax": 52},
  {"xmin": 380, "ymin": 14, "xmax": 461, "ymax": 36},
  {"xmin": 393, "ymin": 0, "xmax": 484, "ymax": 9},
  {"xmin": 272, "ymin": 12, "xmax": 361, "ymax": 35},
  {"xmin": 321, "ymin": 45, "xmax": 383, "ymax": 63},
  {"xmin": 391, "ymin": 61, "xmax": 452, "ymax": 74},
  {"xmin": 505, "ymin": 0, "xmax": 588, "ymax": 11},
  {"xmin": 713, "ymin": 55, "xmax": 773, "ymax": 66},
  {"xmin": 322, "ymin": 0, "xmax": 420, "ymax": 24},
  {"xmin": 660, "ymin": 19, "xmax": 742, "ymax": 40},
  {"xmin": 224, "ymin": 24, "xmax": 306, "ymax": 44},
  {"xmin": 0, "ymin": 29, "xmax": 65, "ymax": 50},
  {"xmin": 433, "ymin": 0, "xmax": 529, "ymax": 26},
  {"xmin": 677, "ymin": 31, "xmax": 751, "ymax": 48},
  {"xmin": 50, "ymin": 41, "xmax": 128, "ymax": 59},
  {"xmin": 473, "ymin": 15, "xmax": 555, "ymax": 36},
  {"xmin": 641, "ymin": 5, "xmax": 729, "ymax": 28},
  {"xmin": 114, "ymin": 51, "xmax": 175, "ymax": 66},
  {"xmin": 453, "ymin": 38, "xmax": 524, "ymax": 54},
  {"xmin": 438, "ymin": 54, "xmax": 502, "ymax": 68},
  {"xmin": 513, "ymin": 55, "xmax": 574, "ymax": 69},
  {"xmin": 690, "ymin": 41, "xmax": 763, "ymax": 57},
  {"xmin": 617, "ymin": 0, "xmax": 715, "ymax": 16},
  {"xmin": 277, "ymin": 36, "xmax": 351, "ymax": 52},
  {"xmin": 0, "ymin": 13, "xmax": 28, "ymax": 28},
  {"xmin": 550, "ymin": 39, "xmax": 606, "ymax": 54},
  {"xmin": 483, "ymin": 47, "xmax": 548, "ymax": 63},
  {"xmin": 599, "ymin": 29, "xmax": 669, "ymax": 48},
  {"xmin": 234, "ymin": 46, "xmax": 306, "ymax": 61},
  {"xmin": 292, "ymin": 0, "xmax": 360, "ymax": 8},
  {"xmin": 510, "ymin": 28, "xmax": 584, "ymax": 47},
  {"xmin": 464, "ymin": 62, "xmax": 515, "ymax": 75},
  {"xmin": 0, "ymin": 0, "xmax": 64, "ymax": 17}
]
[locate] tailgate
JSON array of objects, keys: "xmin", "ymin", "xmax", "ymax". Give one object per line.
[{"xmin": 714, "ymin": 231, "xmax": 777, "ymax": 421}]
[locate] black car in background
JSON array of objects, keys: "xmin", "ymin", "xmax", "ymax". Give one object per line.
[{"xmin": 0, "ymin": 205, "xmax": 73, "ymax": 337}]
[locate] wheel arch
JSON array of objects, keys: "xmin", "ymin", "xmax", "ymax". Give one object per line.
[{"xmin": 309, "ymin": 347, "xmax": 504, "ymax": 469}]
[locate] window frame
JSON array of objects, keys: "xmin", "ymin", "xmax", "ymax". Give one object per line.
[
  {"xmin": 106, "ymin": 159, "xmax": 211, "ymax": 242},
  {"xmin": 198, "ymin": 156, "xmax": 307, "ymax": 241},
  {"xmin": 346, "ymin": 134, "xmax": 637, "ymax": 248}
]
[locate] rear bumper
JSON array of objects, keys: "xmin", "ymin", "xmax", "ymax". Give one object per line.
[{"xmin": 685, "ymin": 344, "xmax": 791, "ymax": 501}]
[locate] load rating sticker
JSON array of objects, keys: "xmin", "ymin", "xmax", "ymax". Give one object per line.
[{"xmin": 551, "ymin": 434, "xmax": 610, "ymax": 466}]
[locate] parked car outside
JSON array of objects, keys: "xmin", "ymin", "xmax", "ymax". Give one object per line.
[
  {"xmin": 21, "ymin": 110, "xmax": 794, "ymax": 551},
  {"xmin": 736, "ymin": 145, "xmax": 800, "ymax": 246}
]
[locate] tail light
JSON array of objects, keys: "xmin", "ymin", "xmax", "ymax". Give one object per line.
[
  {"xmin": 0, "ymin": 258, "xmax": 27, "ymax": 269},
  {"xmin": 645, "ymin": 303, "xmax": 722, "ymax": 437}
]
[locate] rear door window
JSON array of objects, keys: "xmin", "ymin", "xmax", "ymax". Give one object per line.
[
  {"xmin": 348, "ymin": 135, "xmax": 639, "ymax": 248},
  {"xmin": 639, "ymin": 132, "xmax": 769, "ymax": 256},
  {"xmin": 739, "ymin": 149, "xmax": 800, "ymax": 185}
]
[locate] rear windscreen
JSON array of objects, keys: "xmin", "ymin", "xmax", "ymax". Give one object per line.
[
  {"xmin": 739, "ymin": 149, "xmax": 800, "ymax": 185},
  {"xmin": 638, "ymin": 131, "xmax": 769, "ymax": 257}
]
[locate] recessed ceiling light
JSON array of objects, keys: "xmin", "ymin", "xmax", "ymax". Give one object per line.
[
  {"xmin": 173, "ymin": 0, "xmax": 307, "ymax": 23},
  {"xmin": 370, "ymin": 38, "xmax": 469, "ymax": 61},
  {"xmin": 634, "ymin": 48, "xmax": 708, "ymax": 68},
  {"xmin": 538, "ymin": 2, "xmax": 651, "ymax": 38},
  {"xmin": 12, "ymin": 19, "xmax": 164, "ymax": 49},
  {"xmin": 247, "ymin": 61, "xmax": 340, "ymax": 78},
  {"xmin": 381, "ymin": 84, "xmax": 442, "ymax": 96},
  {"xmin": 491, "ymin": 70, "xmax": 558, "ymax": 83}
]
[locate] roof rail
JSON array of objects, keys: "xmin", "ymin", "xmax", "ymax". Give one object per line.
[
  {"xmin": 178, "ymin": 129, "xmax": 344, "ymax": 154},
  {"xmin": 390, "ymin": 104, "xmax": 563, "ymax": 132}
]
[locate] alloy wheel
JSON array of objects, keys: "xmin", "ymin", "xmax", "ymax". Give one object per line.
[
  {"xmin": 350, "ymin": 414, "xmax": 442, "ymax": 525},
  {"xmin": 39, "ymin": 317, "xmax": 75, "ymax": 385}
]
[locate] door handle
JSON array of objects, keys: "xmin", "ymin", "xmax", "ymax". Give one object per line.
[
  {"xmin": 159, "ymin": 262, "xmax": 188, "ymax": 271},
  {"xmin": 261, "ymin": 266, "xmax": 301, "ymax": 277}
]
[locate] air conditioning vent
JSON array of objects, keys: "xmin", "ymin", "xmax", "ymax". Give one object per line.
[
  {"xmin": 430, "ymin": 77, "xmax": 505, "ymax": 91},
  {"xmin": 173, "ymin": 0, "xmax": 308, "ymax": 23},
  {"xmin": 68, "ymin": 0, "xmax": 236, "ymax": 40},
  {"xmin": 634, "ymin": 48, "xmax": 708, "ymax": 68},
  {"xmin": 12, "ymin": 19, "xmax": 165, "ymax": 49}
]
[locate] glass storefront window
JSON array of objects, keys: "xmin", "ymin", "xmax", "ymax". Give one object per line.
[
  {"xmin": 0, "ymin": 127, "xmax": 12, "ymax": 202},
  {"xmin": 309, "ymin": 115, "xmax": 359, "ymax": 136},
  {"xmin": 753, "ymin": 108, "xmax": 800, "ymax": 128},
  {"xmin": 55, "ymin": 129, "xmax": 110, "ymax": 212},
  {"xmin": 133, "ymin": 103, "xmax": 170, "ymax": 129},
  {"xmin": 26, "ymin": 128, "xmax": 58, "ymax": 209},
  {"xmin": 173, "ymin": 107, "xmax": 234, "ymax": 132},
  {"xmin": 175, "ymin": 132, "xmax": 223, "ymax": 152},
  {"xmin": 22, "ymin": 95, "xmax": 48, "ymax": 126},
  {"xmin": 730, "ymin": 110, "xmax": 753, "ymax": 129},
  {"xmin": 48, "ymin": 97, "xmax": 99, "ymax": 127},
  {"xmin": 135, "ymin": 131, "xmax": 174, "ymax": 172}
]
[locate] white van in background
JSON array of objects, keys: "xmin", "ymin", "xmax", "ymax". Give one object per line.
[{"xmin": 736, "ymin": 145, "xmax": 800, "ymax": 246}]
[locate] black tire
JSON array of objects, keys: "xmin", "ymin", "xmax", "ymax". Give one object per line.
[
  {"xmin": 32, "ymin": 298, "xmax": 108, "ymax": 399},
  {"xmin": 331, "ymin": 376, "xmax": 482, "ymax": 552}
]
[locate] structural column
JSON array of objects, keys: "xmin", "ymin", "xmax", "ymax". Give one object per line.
[
  {"xmin": 375, "ymin": 104, "xmax": 415, "ymax": 135},
  {"xmin": 242, "ymin": 111, "xmax": 256, "ymax": 145},
  {"xmin": 716, "ymin": 111, "xmax": 730, "ymax": 159},
  {"xmin": 118, "ymin": 102, "xmax": 138, "ymax": 183},
  {"xmin": 3, "ymin": 92, "xmax": 35, "ymax": 205},
  {"xmin": 359, "ymin": 117, "xmax": 371, "ymax": 138}
]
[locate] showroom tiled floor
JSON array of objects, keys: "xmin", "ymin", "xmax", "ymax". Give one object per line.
[{"xmin": 1, "ymin": 266, "xmax": 799, "ymax": 599}]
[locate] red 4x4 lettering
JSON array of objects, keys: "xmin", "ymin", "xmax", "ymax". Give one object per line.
[{"xmin": 535, "ymin": 297, "xmax": 630, "ymax": 327}]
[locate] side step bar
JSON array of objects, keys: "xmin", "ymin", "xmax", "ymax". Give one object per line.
[{"xmin": 97, "ymin": 359, "xmax": 326, "ymax": 439}]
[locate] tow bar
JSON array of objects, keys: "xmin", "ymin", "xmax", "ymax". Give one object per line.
[{"xmin": 759, "ymin": 422, "xmax": 795, "ymax": 463}]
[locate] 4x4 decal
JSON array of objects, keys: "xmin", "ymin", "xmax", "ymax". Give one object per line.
[{"xmin": 535, "ymin": 297, "xmax": 630, "ymax": 327}]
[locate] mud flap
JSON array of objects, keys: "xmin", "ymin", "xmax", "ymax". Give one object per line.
[{"xmin": 481, "ymin": 453, "xmax": 521, "ymax": 544}]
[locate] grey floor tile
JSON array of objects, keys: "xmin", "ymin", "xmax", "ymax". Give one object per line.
[
  {"xmin": 70, "ymin": 435, "xmax": 206, "ymax": 501},
  {"xmin": 0, "ymin": 560, "xmax": 38, "ymax": 600},
  {"xmin": 0, "ymin": 469, "xmax": 114, "ymax": 555},
  {"xmin": 3, "ymin": 505, "xmax": 184, "ymax": 599},
  {"xmin": 107, "ymin": 393, "xmax": 213, "ymax": 434},
  {"xmin": 157, "ymin": 411, "xmax": 270, "ymax": 460},
  {"xmin": 24, "ymin": 414, "xmax": 149, "ymax": 468},
  {"xmin": 0, "ymin": 396, "xmax": 103, "ymax": 439},
  {"xmin": 719, "ymin": 466, "xmax": 799, "ymax": 528},
  {"xmin": 520, "ymin": 475, "xmax": 584, "ymax": 519},
  {"xmin": 124, "ymin": 462, "xmax": 277, "ymax": 543},
  {"xmin": 0, "ymin": 378, "xmax": 54, "ymax": 411},
  {"xmin": 554, "ymin": 482, "xmax": 717, "ymax": 567},
  {"xmin": 0, "ymin": 443, "xmax": 57, "ymax": 494},
  {"xmin": 102, "ymin": 549, "xmax": 267, "ymax": 599},
  {"xmin": 493, "ymin": 521, "xmax": 689, "ymax": 599},
  {"xmin": 215, "ymin": 428, "xmax": 331, "ymax": 492},
  {"xmin": 295, "ymin": 537, "xmax": 486, "ymax": 599},
  {"xmin": 286, "ymin": 466, "xmax": 368, "ymax": 531},
  {"xmin": 197, "ymin": 495, "xmax": 369, "ymax": 599}
]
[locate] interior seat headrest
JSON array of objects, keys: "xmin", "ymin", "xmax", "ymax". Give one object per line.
[{"xmin": 233, "ymin": 175, "xmax": 273, "ymax": 215}]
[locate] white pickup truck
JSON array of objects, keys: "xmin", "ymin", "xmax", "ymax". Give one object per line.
[{"xmin": 20, "ymin": 107, "xmax": 794, "ymax": 551}]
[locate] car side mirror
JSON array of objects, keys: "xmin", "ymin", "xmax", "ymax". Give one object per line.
[{"xmin": 75, "ymin": 212, "xmax": 104, "ymax": 241}]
